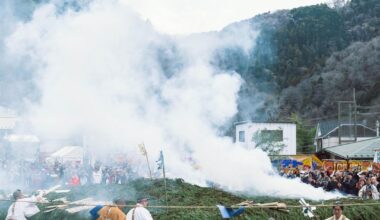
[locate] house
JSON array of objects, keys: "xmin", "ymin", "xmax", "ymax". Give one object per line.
[
  {"xmin": 235, "ymin": 121, "xmax": 296, "ymax": 155},
  {"xmin": 0, "ymin": 115, "xmax": 19, "ymax": 160},
  {"xmin": 0, "ymin": 112, "xmax": 41, "ymax": 161},
  {"xmin": 2, "ymin": 134, "xmax": 40, "ymax": 161},
  {"xmin": 0, "ymin": 115, "xmax": 18, "ymax": 138},
  {"xmin": 315, "ymin": 120, "xmax": 378, "ymax": 151}
]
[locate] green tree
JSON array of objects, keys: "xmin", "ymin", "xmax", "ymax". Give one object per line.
[
  {"xmin": 289, "ymin": 113, "xmax": 316, "ymax": 153},
  {"xmin": 252, "ymin": 129, "xmax": 286, "ymax": 155}
]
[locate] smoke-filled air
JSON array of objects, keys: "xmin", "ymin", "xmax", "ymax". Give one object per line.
[{"xmin": 1, "ymin": 0, "xmax": 340, "ymax": 201}]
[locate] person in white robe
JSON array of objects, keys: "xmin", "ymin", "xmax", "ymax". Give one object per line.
[
  {"xmin": 126, "ymin": 197, "xmax": 153, "ymax": 220},
  {"xmin": 325, "ymin": 204, "xmax": 350, "ymax": 220},
  {"xmin": 92, "ymin": 169, "xmax": 102, "ymax": 184},
  {"xmin": 5, "ymin": 189, "xmax": 43, "ymax": 220}
]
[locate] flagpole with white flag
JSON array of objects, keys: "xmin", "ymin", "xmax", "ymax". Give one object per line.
[
  {"xmin": 374, "ymin": 149, "xmax": 380, "ymax": 162},
  {"xmin": 157, "ymin": 150, "xmax": 168, "ymax": 211},
  {"xmin": 373, "ymin": 149, "xmax": 380, "ymax": 171}
]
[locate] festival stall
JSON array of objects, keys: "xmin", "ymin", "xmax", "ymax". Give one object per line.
[
  {"xmin": 46, "ymin": 146, "xmax": 84, "ymax": 164},
  {"xmin": 322, "ymin": 159, "xmax": 373, "ymax": 172}
]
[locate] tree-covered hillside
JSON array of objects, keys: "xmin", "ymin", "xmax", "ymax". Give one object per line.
[
  {"xmin": 218, "ymin": 0, "xmax": 380, "ymax": 123},
  {"xmin": 1, "ymin": 0, "xmax": 379, "ymax": 127}
]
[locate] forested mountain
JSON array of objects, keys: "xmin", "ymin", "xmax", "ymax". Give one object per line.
[
  {"xmin": 1, "ymin": 0, "xmax": 379, "ymax": 127},
  {"xmin": 217, "ymin": 0, "xmax": 380, "ymax": 124}
]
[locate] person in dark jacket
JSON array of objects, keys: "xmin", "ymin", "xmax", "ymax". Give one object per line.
[
  {"xmin": 325, "ymin": 176, "xmax": 339, "ymax": 191},
  {"xmin": 341, "ymin": 174, "xmax": 357, "ymax": 195}
]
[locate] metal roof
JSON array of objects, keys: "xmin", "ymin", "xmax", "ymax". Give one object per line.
[
  {"xmin": 317, "ymin": 120, "xmax": 340, "ymax": 137},
  {"xmin": 3, "ymin": 134, "xmax": 39, "ymax": 143},
  {"xmin": 324, "ymin": 137, "xmax": 380, "ymax": 159},
  {"xmin": 316, "ymin": 120, "xmax": 376, "ymax": 138},
  {"xmin": 234, "ymin": 121, "xmax": 294, "ymax": 126}
]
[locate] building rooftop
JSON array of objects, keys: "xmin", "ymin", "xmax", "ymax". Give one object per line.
[
  {"xmin": 323, "ymin": 137, "xmax": 380, "ymax": 159},
  {"xmin": 316, "ymin": 120, "xmax": 376, "ymax": 138},
  {"xmin": 234, "ymin": 121, "xmax": 294, "ymax": 126}
]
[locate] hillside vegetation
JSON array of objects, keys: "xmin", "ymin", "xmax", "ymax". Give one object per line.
[{"xmin": 216, "ymin": 0, "xmax": 380, "ymax": 123}]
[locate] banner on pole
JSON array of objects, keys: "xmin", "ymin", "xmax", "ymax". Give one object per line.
[
  {"xmin": 138, "ymin": 143, "xmax": 147, "ymax": 156},
  {"xmin": 374, "ymin": 150, "xmax": 380, "ymax": 163},
  {"xmin": 156, "ymin": 150, "xmax": 164, "ymax": 170}
]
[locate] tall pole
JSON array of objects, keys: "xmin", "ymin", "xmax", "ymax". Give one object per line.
[
  {"xmin": 353, "ymin": 88, "xmax": 357, "ymax": 142},
  {"xmin": 162, "ymin": 151, "xmax": 169, "ymax": 212},
  {"xmin": 145, "ymin": 154, "xmax": 153, "ymax": 180},
  {"xmin": 338, "ymin": 102, "xmax": 341, "ymax": 145},
  {"xmin": 139, "ymin": 143, "xmax": 153, "ymax": 180},
  {"xmin": 348, "ymin": 103, "xmax": 352, "ymax": 140}
]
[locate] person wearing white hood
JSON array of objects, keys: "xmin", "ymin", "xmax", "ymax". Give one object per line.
[
  {"xmin": 5, "ymin": 189, "xmax": 43, "ymax": 220},
  {"xmin": 126, "ymin": 197, "xmax": 153, "ymax": 220},
  {"xmin": 325, "ymin": 204, "xmax": 350, "ymax": 220}
]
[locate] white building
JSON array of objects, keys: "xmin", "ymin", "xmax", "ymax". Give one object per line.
[{"xmin": 235, "ymin": 122, "xmax": 297, "ymax": 155}]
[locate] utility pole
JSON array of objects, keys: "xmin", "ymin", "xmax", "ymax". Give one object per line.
[
  {"xmin": 338, "ymin": 99, "xmax": 356, "ymax": 145},
  {"xmin": 354, "ymin": 88, "xmax": 357, "ymax": 142},
  {"xmin": 338, "ymin": 102, "xmax": 341, "ymax": 145}
]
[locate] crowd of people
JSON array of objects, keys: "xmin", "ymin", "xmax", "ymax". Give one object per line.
[
  {"xmin": 0, "ymin": 159, "xmax": 141, "ymax": 190},
  {"xmin": 280, "ymin": 165, "xmax": 380, "ymax": 200},
  {"xmin": 1, "ymin": 159, "xmax": 157, "ymax": 219},
  {"xmin": 2, "ymin": 157, "xmax": 376, "ymax": 220}
]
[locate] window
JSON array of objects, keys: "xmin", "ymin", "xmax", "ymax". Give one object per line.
[
  {"xmin": 259, "ymin": 130, "xmax": 283, "ymax": 142},
  {"xmin": 238, "ymin": 131, "xmax": 245, "ymax": 142}
]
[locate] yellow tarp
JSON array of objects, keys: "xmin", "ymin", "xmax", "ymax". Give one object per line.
[{"xmin": 289, "ymin": 154, "xmax": 322, "ymax": 168}]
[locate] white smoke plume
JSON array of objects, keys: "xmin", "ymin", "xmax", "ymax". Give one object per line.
[{"xmin": 4, "ymin": 0, "xmax": 340, "ymax": 200}]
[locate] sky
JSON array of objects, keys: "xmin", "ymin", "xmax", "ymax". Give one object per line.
[{"xmin": 120, "ymin": 0, "xmax": 330, "ymax": 35}]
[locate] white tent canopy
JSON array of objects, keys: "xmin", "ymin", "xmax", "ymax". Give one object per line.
[
  {"xmin": 47, "ymin": 146, "xmax": 84, "ymax": 164},
  {"xmin": 3, "ymin": 134, "xmax": 40, "ymax": 143}
]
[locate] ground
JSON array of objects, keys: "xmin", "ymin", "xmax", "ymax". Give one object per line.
[{"xmin": 1, "ymin": 179, "xmax": 380, "ymax": 219}]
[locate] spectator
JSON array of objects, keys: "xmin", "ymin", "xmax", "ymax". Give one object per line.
[
  {"xmin": 358, "ymin": 178, "xmax": 379, "ymax": 200},
  {"xmin": 341, "ymin": 174, "xmax": 356, "ymax": 195},
  {"xmin": 325, "ymin": 176, "xmax": 339, "ymax": 192},
  {"xmin": 370, "ymin": 176, "xmax": 380, "ymax": 191},
  {"xmin": 318, "ymin": 172, "xmax": 330, "ymax": 188},
  {"xmin": 355, "ymin": 178, "xmax": 366, "ymax": 195}
]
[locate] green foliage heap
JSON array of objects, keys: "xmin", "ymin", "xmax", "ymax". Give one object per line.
[{"xmin": 1, "ymin": 179, "xmax": 380, "ymax": 219}]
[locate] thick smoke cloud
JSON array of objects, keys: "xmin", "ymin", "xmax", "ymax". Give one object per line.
[{"xmin": 3, "ymin": 0, "xmax": 339, "ymax": 200}]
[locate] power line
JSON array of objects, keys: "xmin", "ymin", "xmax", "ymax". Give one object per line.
[
  {"xmin": 1, "ymin": 199, "xmax": 380, "ymax": 209},
  {"xmin": 357, "ymin": 105, "xmax": 380, "ymax": 109},
  {"xmin": 357, "ymin": 112, "xmax": 380, "ymax": 116},
  {"xmin": 306, "ymin": 114, "xmax": 338, "ymax": 121}
]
